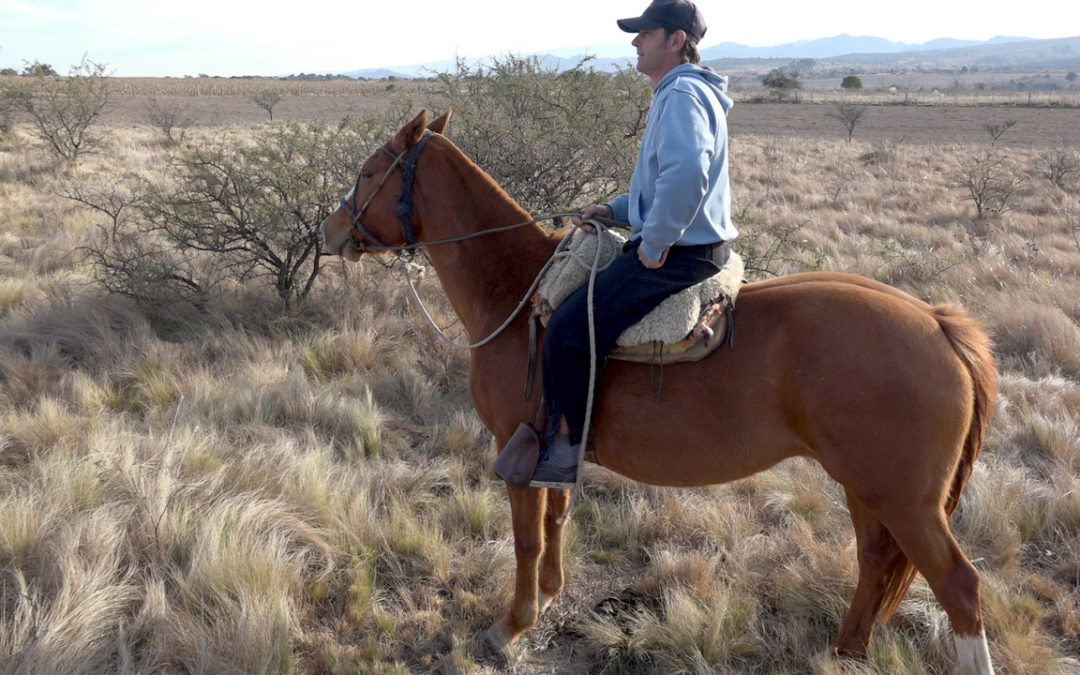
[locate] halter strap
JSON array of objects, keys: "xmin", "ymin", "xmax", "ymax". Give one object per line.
[
  {"xmin": 339, "ymin": 132, "xmax": 433, "ymax": 254},
  {"xmin": 394, "ymin": 130, "xmax": 434, "ymax": 252}
]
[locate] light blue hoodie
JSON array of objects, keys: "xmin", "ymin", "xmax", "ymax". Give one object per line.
[{"xmin": 607, "ymin": 63, "xmax": 737, "ymax": 262}]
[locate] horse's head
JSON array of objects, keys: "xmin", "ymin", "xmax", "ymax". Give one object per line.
[{"xmin": 321, "ymin": 109, "xmax": 452, "ymax": 261}]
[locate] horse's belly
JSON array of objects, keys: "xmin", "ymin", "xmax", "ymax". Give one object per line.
[{"xmin": 587, "ymin": 383, "xmax": 799, "ymax": 487}]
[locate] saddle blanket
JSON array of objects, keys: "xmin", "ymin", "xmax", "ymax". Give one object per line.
[{"xmin": 535, "ymin": 228, "xmax": 744, "ymax": 364}]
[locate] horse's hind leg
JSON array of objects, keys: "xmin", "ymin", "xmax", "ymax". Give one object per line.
[
  {"xmin": 881, "ymin": 508, "xmax": 993, "ymax": 674},
  {"xmin": 538, "ymin": 487, "xmax": 570, "ymax": 613},
  {"xmin": 835, "ymin": 489, "xmax": 917, "ymax": 658},
  {"xmin": 486, "ymin": 485, "xmax": 546, "ymax": 653}
]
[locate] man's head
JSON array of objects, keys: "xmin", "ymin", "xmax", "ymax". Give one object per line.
[
  {"xmin": 617, "ymin": 0, "xmax": 707, "ymax": 43},
  {"xmin": 618, "ymin": 0, "xmax": 706, "ymax": 76}
]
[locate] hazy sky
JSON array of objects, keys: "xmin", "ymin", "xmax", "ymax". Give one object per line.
[{"xmin": 1, "ymin": 0, "xmax": 1077, "ymax": 77}]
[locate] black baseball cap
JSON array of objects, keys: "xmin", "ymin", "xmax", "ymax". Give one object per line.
[{"xmin": 617, "ymin": 0, "xmax": 707, "ymax": 42}]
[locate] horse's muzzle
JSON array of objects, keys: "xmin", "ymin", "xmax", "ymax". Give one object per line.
[{"xmin": 320, "ymin": 214, "xmax": 361, "ymax": 261}]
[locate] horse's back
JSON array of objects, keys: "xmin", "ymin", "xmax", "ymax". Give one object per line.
[
  {"xmin": 744, "ymin": 270, "xmax": 930, "ymax": 308},
  {"xmin": 591, "ymin": 271, "xmax": 990, "ymax": 489}
]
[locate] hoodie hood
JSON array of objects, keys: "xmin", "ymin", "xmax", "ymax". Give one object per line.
[{"xmin": 656, "ymin": 63, "xmax": 734, "ymax": 114}]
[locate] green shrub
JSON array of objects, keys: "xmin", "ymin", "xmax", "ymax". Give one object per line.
[{"xmin": 428, "ymin": 55, "xmax": 651, "ymax": 220}]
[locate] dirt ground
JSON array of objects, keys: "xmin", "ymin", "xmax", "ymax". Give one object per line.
[
  {"xmin": 728, "ymin": 102, "xmax": 1080, "ymax": 147},
  {"xmin": 102, "ymin": 90, "xmax": 1080, "ymax": 149}
]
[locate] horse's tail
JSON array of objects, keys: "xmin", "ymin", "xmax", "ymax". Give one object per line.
[
  {"xmin": 875, "ymin": 304, "xmax": 998, "ymax": 623},
  {"xmin": 932, "ymin": 304, "xmax": 998, "ymax": 516}
]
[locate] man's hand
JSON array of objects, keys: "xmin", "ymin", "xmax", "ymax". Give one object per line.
[
  {"xmin": 638, "ymin": 246, "xmax": 668, "ymax": 269},
  {"xmin": 572, "ymin": 204, "xmax": 613, "ymax": 233}
]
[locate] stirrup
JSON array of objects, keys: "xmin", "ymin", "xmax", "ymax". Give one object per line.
[{"xmin": 493, "ymin": 423, "xmax": 541, "ymax": 488}]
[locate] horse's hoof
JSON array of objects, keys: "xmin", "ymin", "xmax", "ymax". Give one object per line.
[
  {"xmin": 484, "ymin": 625, "xmax": 513, "ymax": 661},
  {"xmin": 538, "ymin": 590, "xmax": 556, "ymax": 614}
]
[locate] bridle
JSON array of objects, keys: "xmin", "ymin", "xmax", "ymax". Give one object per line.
[
  {"xmin": 336, "ymin": 129, "xmax": 435, "ymax": 256},
  {"xmin": 337, "ymin": 130, "xmax": 591, "ymax": 257},
  {"xmin": 333, "ymin": 129, "xmax": 627, "ymax": 357}
]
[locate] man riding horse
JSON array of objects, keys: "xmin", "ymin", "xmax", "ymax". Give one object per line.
[{"xmin": 532, "ymin": 0, "xmax": 738, "ymax": 488}]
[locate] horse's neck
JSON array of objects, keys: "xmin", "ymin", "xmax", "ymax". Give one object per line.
[{"xmin": 418, "ymin": 151, "xmax": 557, "ymax": 341}]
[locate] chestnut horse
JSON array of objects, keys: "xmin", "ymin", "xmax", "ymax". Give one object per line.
[{"xmin": 321, "ymin": 111, "xmax": 998, "ymax": 673}]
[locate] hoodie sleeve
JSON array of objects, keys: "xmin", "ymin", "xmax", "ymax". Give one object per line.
[
  {"xmin": 607, "ymin": 193, "xmax": 630, "ymax": 223},
  {"xmin": 637, "ymin": 88, "xmax": 714, "ymax": 261}
]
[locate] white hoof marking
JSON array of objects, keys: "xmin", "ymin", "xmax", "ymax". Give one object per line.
[{"xmin": 955, "ymin": 630, "xmax": 993, "ymax": 674}]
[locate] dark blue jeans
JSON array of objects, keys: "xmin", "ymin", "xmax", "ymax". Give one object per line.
[{"xmin": 542, "ymin": 239, "xmax": 729, "ymax": 445}]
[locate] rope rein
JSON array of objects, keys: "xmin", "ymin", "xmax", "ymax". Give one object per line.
[
  {"xmin": 556, "ymin": 221, "xmax": 609, "ymax": 524},
  {"xmin": 398, "ymin": 217, "xmax": 615, "ymax": 523},
  {"xmin": 399, "ymin": 215, "xmax": 624, "ymax": 350}
]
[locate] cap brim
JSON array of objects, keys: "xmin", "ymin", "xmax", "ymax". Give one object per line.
[{"xmin": 617, "ymin": 16, "xmax": 663, "ymax": 33}]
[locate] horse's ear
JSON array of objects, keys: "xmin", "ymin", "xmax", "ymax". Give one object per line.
[
  {"xmin": 394, "ymin": 111, "xmax": 429, "ymax": 150},
  {"xmin": 429, "ymin": 109, "xmax": 452, "ymax": 136}
]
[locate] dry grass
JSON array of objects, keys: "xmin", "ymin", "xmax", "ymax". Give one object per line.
[{"xmin": 1, "ymin": 91, "xmax": 1079, "ymax": 673}]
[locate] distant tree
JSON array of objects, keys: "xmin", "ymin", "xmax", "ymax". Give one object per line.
[
  {"xmin": 1066, "ymin": 72, "xmax": 1077, "ymax": 83},
  {"xmin": 825, "ymin": 101, "xmax": 868, "ymax": 143},
  {"xmin": 21, "ymin": 60, "xmax": 58, "ymax": 77},
  {"xmin": 841, "ymin": 75, "xmax": 864, "ymax": 90},
  {"xmin": 983, "ymin": 118, "xmax": 1017, "ymax": 145},
  {"xmin": 0, "ymin": 67, "xmax": 17, "ymax": 77},
  {"xmin": 252, "ymin": 89, "xmax": 284, "ymax": 121},
  {"xmin": 762, "ymin": 69, "xmax": 802, "ymax": 101}
]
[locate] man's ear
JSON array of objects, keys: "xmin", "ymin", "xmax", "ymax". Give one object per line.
[{"xmin": 669, "ymin": 29, "xmax": 687, "ymax": 51}]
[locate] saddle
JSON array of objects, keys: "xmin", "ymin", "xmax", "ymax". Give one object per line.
[
  {"xmin": 534, "ymin": 228, "xmax": 744, "ymax": 365},
  {"xmin": 496, "ymin": 233, "xmax": 744, "ymax": 486}
]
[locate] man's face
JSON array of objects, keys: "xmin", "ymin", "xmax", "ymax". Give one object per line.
[{"xmin": 631, "ymin": 27, "xmax": 681, "ymax": 82}]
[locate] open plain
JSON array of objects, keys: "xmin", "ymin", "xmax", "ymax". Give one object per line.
[{"xmin": 1, "ymin": 77, "xmax": 1079, "ymax": 673}]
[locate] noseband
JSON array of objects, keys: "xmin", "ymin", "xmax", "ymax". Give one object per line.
[{"xmin": 338, "ymin": 129, "xmax": 435, "ymax": 255}]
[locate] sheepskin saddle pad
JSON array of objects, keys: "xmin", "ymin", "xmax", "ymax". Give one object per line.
[{"xmin": 535, "ymin": 228, "xmax": 744, "ymax": 365}]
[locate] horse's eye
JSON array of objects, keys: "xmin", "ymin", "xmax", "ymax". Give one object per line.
[{"xmin": 360, "ymin": 172, "xmax": 374, "ymax": 180}]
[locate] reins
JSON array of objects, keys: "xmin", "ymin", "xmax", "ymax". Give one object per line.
[
  {"xmin": 337, "ymin": 131, "xmax": 625, "ymax": 350},
  {"xmin": 400, "ymin": 216, "xmax": 620, "ymax": 350}
]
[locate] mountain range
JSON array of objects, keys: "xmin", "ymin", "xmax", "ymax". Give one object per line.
[{"xmin": 347, "ymin": 34, "xmax": 1080, "ymax": 79}]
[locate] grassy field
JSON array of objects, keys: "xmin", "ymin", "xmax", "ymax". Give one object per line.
[{"xmin": 1, "ymin": 80, "xmax": 1079, "ymax": 673}]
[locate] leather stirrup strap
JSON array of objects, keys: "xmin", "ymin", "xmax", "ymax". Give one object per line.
[{"xmin": 524, "ymin": 312, "xmax": 539, "ymax": 400}]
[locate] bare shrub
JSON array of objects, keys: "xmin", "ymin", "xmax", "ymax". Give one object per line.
[
  {"xmin": 825, "ymin": 100, "xmax": 868, "ymax": 143},
  {"xmin": 1039, "ymin": 141, "xmax": 1080, "ymax": 189},
  {"xmin": 735, "ymin": 210, "xmax": 824, "ymax": 278},
  {"xmin": 144, "ymin": 97, "xmax": 199, "ymax": 145},
  {"xmin": 874, "ymin": 234, "xmax": 975, "ymax": 285},
  {"xmin": 430, "ymin": 55, "xmax": 650, "ymax": 219},
  {"xmin": 0, "ymin": 86, "xmax": 17, "ymax": 135},
  {"xmin": 80, "ymin": 118, "xmax": 383, "ymax": 307},
  {"xmin": 955, "ymin": 149, "xmax": 1022, "ymax": 218},
  {"xmin": 3, "ymin": 57, "xmax": 112, "ymax": 163}
]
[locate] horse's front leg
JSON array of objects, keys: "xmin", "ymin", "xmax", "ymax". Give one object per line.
[
  {"xmin": 486, "ymin": 485, "xmax": 546, "ymax": 653},
  {"xmin": 538, "ymin": 487, "xmax": 570, "ymax": 613}
]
